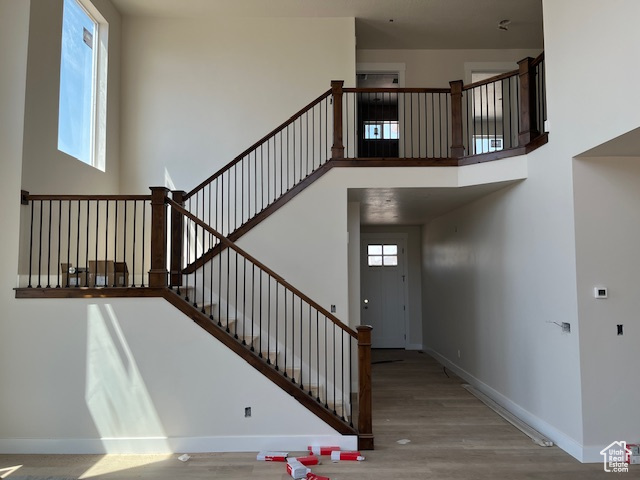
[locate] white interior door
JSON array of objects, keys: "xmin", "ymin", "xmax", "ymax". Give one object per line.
[{"xmin": 360, "ymin": 236, "xmax": 407, "ymax": 348}]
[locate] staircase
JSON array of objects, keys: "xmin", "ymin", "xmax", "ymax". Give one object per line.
[{"xmin": 14, "ymin": 53, "xmax": 548, "ymax": 452}]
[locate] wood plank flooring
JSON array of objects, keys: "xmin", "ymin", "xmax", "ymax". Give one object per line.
[{"xmin": 0, "ymin": 350, "xmax": 609, "ymax": 479}]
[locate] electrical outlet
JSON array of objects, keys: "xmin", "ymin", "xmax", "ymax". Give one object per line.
[
  {"xmin": 457, "ymin": 349, "xmax": 461, "ymax": 358},
  {"xmin": 561, "ymin": 322, "xmax": 571, "ymax": 333},
  {"xmin": 244, "ymin": 407, "xmax": 251, "ymax": 418}
]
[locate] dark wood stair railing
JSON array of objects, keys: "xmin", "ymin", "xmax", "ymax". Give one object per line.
[
  {"xmin": 15, "ymin": 190, "xmax": 375, "ymax": 448},
  {"xmin": 165, "ymin": 198, "xmax": 374, "ymax": 447},
  {"xmin": 183, "ymin": 53, "xmax": 547, "ymax": 273},
  {"xmin": 15, "ymin": 52, "xmax": 548, "ymax": 449}
]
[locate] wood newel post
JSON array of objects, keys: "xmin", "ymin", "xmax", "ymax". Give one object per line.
[
  {"xmin": 357, "ymin": 325, "xmax": 374, "ymax": 450},
  {"xmin": 449, "ymin": 80, "xmax": 465, "ymax": 159},
  {"xmin": 170, "ymin": 190, "xmax": 186, "ymax": 287},
  {"xmin": 331, "ymin": 80, "xmax": 344, "ymax": 159},
  {"xmin": 148, "ymin": 187, "xmax": 169, "ymax": 288},
  {"xmin": 518, "ymin": 57, "xmax": 539, "ymax": 146}
]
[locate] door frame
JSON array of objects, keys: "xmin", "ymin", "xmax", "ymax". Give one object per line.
[
  {"xmin": 356, "ymin": 63, "xmax": 406, "ymax": 158},
  {"xmin": 360, "ymin": 232, "xmax": 410, "ymax": 349}
]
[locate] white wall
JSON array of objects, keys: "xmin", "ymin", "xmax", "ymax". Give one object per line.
[
  {"xmin": 543, "ymin": 0, "xmax": 640, "ymax": 157},
  {"xmin": 545, "ymin": 0, "xmax": 640, "ymax": 460},
  {"xmin": 120, "ymin": 16, "xmax": 356, "ymax": 194},
  {"xmin": 237, "ymin": 159, "xmax": 526, "ymax": 329},
  {"xmin": 420, "ymin": 0, "xmax": 640, "ymax": 463},
  {"xmin": 21, "ymin": 0, "xmax": 121, "ymax": 195},
  {"xmin": 573, "ymin": 156, "xmax": 640, "ymax": 455},
  {"xmin": 356, "ymin": 48, "xmax": 541, "ymax": 87},
  {"xmin": 0, "ymin": 298, "xmax": 353, "ymax": 453},
  {"xmin": 0, "ymin": 0, "xmax": 31, "ymax": 452},
  {"xmin": 422, "ymin": 147, "xmax": 584, "ymax": 459}
]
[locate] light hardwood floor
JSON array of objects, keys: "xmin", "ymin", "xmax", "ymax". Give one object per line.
[{"xmin": 0, "ymin": 350, "xmax": 609, "ymax": 479}]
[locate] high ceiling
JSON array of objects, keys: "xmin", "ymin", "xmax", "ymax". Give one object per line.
[{"xmin": 110, "ymin": 0, "xmax": 543, "ymax": 50}]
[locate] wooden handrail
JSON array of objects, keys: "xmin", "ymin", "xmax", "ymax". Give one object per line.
[
  {"xmin": 166, "ymin": 198, "xmax": 357, "ymax": 338},
  {"xmin": 185, "ymin": 89, "xmax": 332, "ymax": 199},
  {"xmin": 344, "ymin": 87, "xmax": 451, "ymax": 94},
  {"xmin": 462, "ymin": 69, "xmax": 518, "ymax": 91},
  {"xmin": 531, "ymin": 51, "xmax": 545, "ymax": 68},
  {"xmin": 25, "ymin": 194, "xmax": 152, "ymax": 201}
]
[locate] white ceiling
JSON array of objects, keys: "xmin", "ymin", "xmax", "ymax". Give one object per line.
[
  {"xmin": 110, "ymin": 0, "xmax": 543, "ymax": 50},
  {"xmin": 349, "ymin": 181, "xmax": 520, "ymax": 225},
  {"xmin": 578, "ymin": 127, "xmax": 640, "ymax": 158},
  {"xmin": 109, "ymin": 0, "xmax": 539, "ymax": 226}
]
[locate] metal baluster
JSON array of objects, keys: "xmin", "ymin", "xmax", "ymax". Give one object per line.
[
  {"xmin": 185, "ymin": 199, "xmax": 190, "ymax": 300},
  {"xmin": 516, "ymin": 76, "xmax": 520, "ymax": 140},
  {"xmin": 307, "ymin": 303, "xmax": 311, "ymax": 392},
  {"xmin": 218, "ymin": 221, "xmax": 222, "ymax": 324},
  {"xmin": 341, "ymin": 330, "xmax": 345, "ymax": 420},
  {"xmin": 282, "ymin": 286, "xmax": 286, "ymax": 375},
  {"xmin": 66, "ymin": 201, "xmax": 71, "ymax": 287},
  {"xmin": 226, "ymin": 243, "xmax": 230, "ymax": 331},
  {"xmin": 46, "ymin": 200, "xmax": 52, "ymax": 287},
  {"xmin": 142, "ymin": 201, "xmax": 147, "ymax": 286},
  {"xmin": 415, "ymin": 93, "xmax": 419, "ymax": 157},
  {"xmin": 27, "ymin": 199, "xmax": 34, "ymax": 287},
  {"xmin": 258, "ymin": 270, "xmax": 263, "ymax": 355},
  {"xmin": 242, "ymin": 257, "xmax": 247, "ymax": 339},
  {"xmin": 36, "ymin": 200, "xmax": 43, "ymax": 288},
  {"xmin": 130, "ymin": 200, "xmax": 136, "ymax": 287},
  {"xmin": 446, "ymin": 93, "xmax": 450, "ymax": 157},
  {"xmin": 234, "ymin": 247, "xmax": 238, "ymax": 338},
  {"xmin": 333, "ymin": 320, "xmax": 336, "ymax": 414},
  {"xmin": 316, "ymin": 309, "xmax": 320, "ymax": 400},
  {"xmin": 493, "ymin": 80, "xmax": 497, "ymax": 152},
  {"xmin": 56, "ymin": 200, "xmax": 62, "ymax": 287},
  {"xmin": 324, "ymin": 315, "xmax": 328, "ymax": 408},
  {"xmin": 76, "ymin": 201, "xmax": 81, "ymax": 288},
  {"xmin": 209, "ymin": 234, "xmax": 214, "ymax": 320},
  {"xmin": 121, "ymin": 200, "xmax": 126, "ymax": 287},
  {"xmin": 251, "ymin": 263, "xmax": 255, "ymax": 350},
  {"xmin": 267, "ymin": 274, "xmax": 272, "ymax": 364},
  {"xmin": 431, "ymin": 92, "xmax": 436, "ymax": 158}
]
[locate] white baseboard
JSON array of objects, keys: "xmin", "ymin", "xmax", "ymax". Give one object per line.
[
  {"xmin": 0, "ymin": 434, "xmax": 357, "ymax": 455},
  {"xmin": 424, "ymin": 348, "xmax": 591, "ymax": 463}
]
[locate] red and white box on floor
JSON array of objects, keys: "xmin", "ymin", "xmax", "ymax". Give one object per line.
[
  {"xmin": 286, "ymin": 459, "xmax": 311, "ymax": 479},
  {"xmin": 627, "ymin": 444, "xmax": 640, "ymax": 464},
  {"xmin": 256, "ymin": 451, "xmax": 288, "ymax": 462}
]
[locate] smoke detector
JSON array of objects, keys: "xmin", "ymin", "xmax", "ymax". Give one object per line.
[{"xmin": 498, "ymin": 19, "xmax": 511, "ymax": 31}]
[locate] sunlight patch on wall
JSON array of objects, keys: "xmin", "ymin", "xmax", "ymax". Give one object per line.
[{"xmin": 85, "ymin": 304, "xmax": 168, "ymax": 450}]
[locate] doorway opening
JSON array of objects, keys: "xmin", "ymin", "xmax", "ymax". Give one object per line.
[{"xmin": 356, "ymin": 73, "xmax": 400, "ymax": 158}]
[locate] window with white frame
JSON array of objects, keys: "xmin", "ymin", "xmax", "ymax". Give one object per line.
[
  {"xmin": 363, "ymin": 121, "xmax": 400, "ymax": 140},
  {"xmin": 472, "ymin": 135, "xmax": 504, "ymax": 154},
  {"xmin": 367, "ymin": 244, "xmax": 398, "ymax": 267},
  {"xmin": 58, "ymin": 0, "xmax": 108, "ymax": 170}
]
